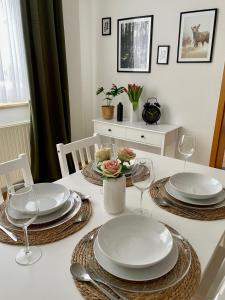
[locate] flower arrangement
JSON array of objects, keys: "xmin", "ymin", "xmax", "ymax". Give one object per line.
[
  {"xmin": 96, "ymin": 84, "xmax": 124, "ymax": 106},
  {"xmin": 96, "ymin": 147, "xmax": 136, "ymax": 179},
  {"xmin": 100, "ymin": 160, "xmax": 122, "ymax": 178},
  {"xmin": 124, "ymin": 84, "xmax": 144, "ymax": 111}
]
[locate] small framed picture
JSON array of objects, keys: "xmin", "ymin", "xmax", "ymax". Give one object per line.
[
  {"xmin": 102, "ymin": 17, "xmax": 111, "ymax": 36},
  {"xmin": 177, "ymin": 9, "xmax": 217, "ymax": 63},
  {"xmin": 157, "ymin": 45, "xmax": 170, "ymax": 64}
]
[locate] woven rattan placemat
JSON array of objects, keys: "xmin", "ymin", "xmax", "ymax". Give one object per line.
[
  {"xmin": 150, "ymin": 177, "xmax": 225, "ymax": 221},
  {"xmin": 71, "ymin": 226, "xmax": 201, "ymax": 300},
  {"xmin": 0, "ymin": 200, "xmax": 92, "ymax": 245},
  {"xmin": 82, "ymin": 162, "xmax": 149, "ymax": 187}
]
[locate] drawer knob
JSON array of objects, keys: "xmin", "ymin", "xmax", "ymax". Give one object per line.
[
  {"xmin": 141, "ymin": 135, "xmax": 145, "ymax": 138},
  {"xmin": 108, "ymin": 129, "xmax": 112, "ymax": 132}
]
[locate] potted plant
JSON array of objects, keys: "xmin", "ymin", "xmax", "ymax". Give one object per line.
[{"xmin": 96, "ymin": 84, "xmax": 124, "ymax": 120}]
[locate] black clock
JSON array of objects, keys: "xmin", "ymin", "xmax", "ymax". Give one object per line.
[{"xmin": 142, "ymin": 97, "xmax": 161, "ymax": 125}]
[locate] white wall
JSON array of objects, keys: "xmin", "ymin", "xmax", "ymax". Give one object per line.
[
  {"xmin": 63, "ymin": 0, "xmax": 225, "ymax": 165},
  {"xmin": 62, "ymin": 0, "xmax": 96, "ymax": 141}
]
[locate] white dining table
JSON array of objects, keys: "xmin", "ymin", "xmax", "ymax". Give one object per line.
[{"xmin": 1, "ymin": 150, "xmax": 225, "ymax": 300}]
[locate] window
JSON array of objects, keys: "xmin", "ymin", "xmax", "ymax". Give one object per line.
[{"xmin": 0, "ymin": 0, "xmax": 30, "ymax": 105}]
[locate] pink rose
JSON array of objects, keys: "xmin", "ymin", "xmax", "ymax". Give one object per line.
[
  {"xmin": 117, "ymin": 147, "xmax": 136, "ymax": 162},
  {"xmin": 100, "ymin": 160, "xmax": 122, "ymax": 178}
]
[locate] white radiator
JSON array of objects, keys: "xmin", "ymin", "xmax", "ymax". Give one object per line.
[{"xmin": 0, "ymin": 121, "xmax": 31, "ymax": 188}]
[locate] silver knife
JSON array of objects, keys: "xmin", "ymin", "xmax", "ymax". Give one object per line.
[{"xmin": 0, "ymin": 224, "xmax": 17, "ymax": 242}]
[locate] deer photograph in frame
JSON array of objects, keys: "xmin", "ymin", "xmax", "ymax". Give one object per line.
[
  {"xmin": 177, "ymin": 9, "xmax": 217, "ymax": 63},
  {"xmin": 117, "ymin": 15, "xmax": 153, "ymax": 73},
  {"xmin": 102, "ymin": 17, "xmax": 111, "ymax": 36}
]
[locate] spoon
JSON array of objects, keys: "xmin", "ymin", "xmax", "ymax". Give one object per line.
[
  {"xmin": 0, "ymin": 224, "xmax": 17, "ymax": 242},
  {"xmin": 87, "ymin": 266, "xmax": 128, "ymax": 300},
  {"xmin": 70, "ymin": 263, "xmax": 118, "ymax": 300},
  {"xmin": 73, "ymin": 212, "xmax": 87, "ymax": 223},
  {"xmin": 71, "ymin": 190, "xmax": 90, "ymax": 201}
]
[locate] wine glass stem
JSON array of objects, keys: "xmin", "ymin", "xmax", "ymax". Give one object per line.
[
  {"xmin": 184, "ymin": 157, "xmax": 188, "ymax": 170},
  {"xmin": 23, "ymin": 225, "xmax": 30, "ymax": 255},
  {"xmin": 140, "ymin": 191, "xmax": 144, "ymax": 214}
]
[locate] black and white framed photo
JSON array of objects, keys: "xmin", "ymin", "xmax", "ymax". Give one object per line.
[
  {"xmin": 117, "ymin": 15, "xmax": 153, "ymax": 73},
  {"xmin": 157, "ymin": 45, "xmax": 170, "ymax": 64},
  {"xmin": 177, "ymin": 9, "xmax": 217, "ymax": 63},
  {"xmin": 102, "ymin": 17, "xmax": 111, "ymax": 36}
]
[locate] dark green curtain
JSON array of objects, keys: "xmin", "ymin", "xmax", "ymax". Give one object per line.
[{"xmin": 20, "ymin": 0, "xmax": 71, "ymax": 182}]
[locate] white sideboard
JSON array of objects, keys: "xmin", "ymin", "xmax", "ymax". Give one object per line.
[{"xmin": 93, "ymin": 119, "xmax": 180, "ymax": 157}]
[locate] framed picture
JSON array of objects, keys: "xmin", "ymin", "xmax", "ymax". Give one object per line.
[
  {"xmin": 177, "ymin": 9, "xmax": 217, "ymax": 63},
  {"xmin": 157, "ymin": 45, "xmax": 170, "ymax": 64},
  {"xmin": 102, "ymin": 17, "xmax": 111, "ymax": 36},
  {"xmin": 117, "ymin": 15, "xmax": 153, "ymax": 73}
]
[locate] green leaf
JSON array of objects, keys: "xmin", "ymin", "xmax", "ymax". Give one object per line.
[{"xmin": 96, "ymin": 87, "xmax": 104, "ymax": 95}]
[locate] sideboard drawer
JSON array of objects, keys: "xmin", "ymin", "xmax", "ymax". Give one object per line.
[
  {"xmin": 94, "ymin": 122, "xmax": 126, "ymax": 139},
  {"xmin": 125, "ymin": 128, "xmax": 162, "ymax": 146}
]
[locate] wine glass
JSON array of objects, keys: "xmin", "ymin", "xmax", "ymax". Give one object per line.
[
  {"xmin": 5, "ymin": 183, "xmax": 42, "ymax": 265},
  {"xmin": 131, "ymin": 158, "xmax": 155, "ymax": 214},
  {"xmin": 178, "ymin": 134, "xmax": 195, "ymax": 170}
]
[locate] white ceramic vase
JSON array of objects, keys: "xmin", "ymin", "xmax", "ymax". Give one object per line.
[
  {"xmin": 129, "ymin": 102, "xmax": 139, "ymax": 122},
  {"xmin": 103, "ymin": 175, "xmax": 126, "ymax": 214}
]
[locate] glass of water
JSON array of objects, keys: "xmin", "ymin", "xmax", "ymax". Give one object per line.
[{"xmin": 131, "ymin": 158, "xmax": 155, "ymax": 214}]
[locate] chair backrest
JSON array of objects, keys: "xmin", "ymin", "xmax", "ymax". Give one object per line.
[
  {"xmin": 56, "ymin": 134, "xmax": 101, "ymax": 177},
  {"xmin": 0, "ymin": 153, "xmax": 33, "ymax": 203}
]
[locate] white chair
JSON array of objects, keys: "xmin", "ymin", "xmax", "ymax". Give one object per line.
[
  {"xmin": 56, "ymin": 134, "xmax": 101, "ymax": 177},
  {"xmin": 0, "ymin": 153, "xmax": 33, "ymax": 203}
]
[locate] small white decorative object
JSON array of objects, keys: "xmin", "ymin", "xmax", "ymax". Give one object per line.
[{"xmin": 103, "ymin": 175, "xmax": 126, "ymax": 214}]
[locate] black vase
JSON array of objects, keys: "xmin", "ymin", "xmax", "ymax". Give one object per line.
[{"xmin": 117, "ymin": 102, "xmax": 123, "ymax": 121}]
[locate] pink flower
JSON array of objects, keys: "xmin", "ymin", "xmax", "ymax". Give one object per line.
[
  {"xmin": 100, "ymin": 160, "xmax": 122, "ymax": 178},
  {"xmin": 117, "ymin": 147, "xmax": 136, "ymax": 162}
]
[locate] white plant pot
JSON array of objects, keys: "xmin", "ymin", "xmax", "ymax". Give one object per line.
[{"xmin": 103, "ymin": 175, "xmax": 126, "ymax": 214}]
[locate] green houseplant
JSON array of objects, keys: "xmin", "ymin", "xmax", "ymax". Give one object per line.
[{"xmin": 96, "ymin": 84, "xmax": 124, "ymax": 119}]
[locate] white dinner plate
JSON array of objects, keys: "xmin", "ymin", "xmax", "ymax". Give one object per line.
[
  {"xmin": 94, "ymin": 237, "xmax": 178, "ymax": 281},
  {"xmin": 10, "ymin": 183, "xmax": 70, "ymax": 216},
  {"xmin": 97, "ymin": 215, "xmax": 173, "ymax": 268},
  {"xmin": 5, "ymin": 193, "xmax": 82, "ymax": 230},
  {"xmin": 169, "ymin": 172, "xmax": 222, "ymax": 199},
  {"xmin": 7, "ymin": 193, "xmax": 81, "ymax": 225},
  {"xmin": 165, "ymin": 181, "xmax": 225, "ymax": 206}
]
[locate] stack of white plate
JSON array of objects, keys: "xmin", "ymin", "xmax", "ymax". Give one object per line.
[
  {"xmin": 7, "ymin": 183, "xmax": 81, "ymax": 227},
  {"xmin": 94, "ymin": 215, "xmax": 178, "ymax": 281},
  {"xmin": 165, "ymin": 172, "xmax": 224, "ymax": 206}
]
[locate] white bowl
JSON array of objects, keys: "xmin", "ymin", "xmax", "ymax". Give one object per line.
[
  {"xmin": 169, "ymin": 172, "xmax": 222, "ymax": 199},
  {"xmin": 94, "ymin": 237, "xmax": 178, "ymax": 281},
  {"xmin": 97, "ymin": 214, "xmax": 173, "ymax": 269},
  {"xmin": 11, "ymin": 183, "xmax": 70, "ymax": 216}
]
